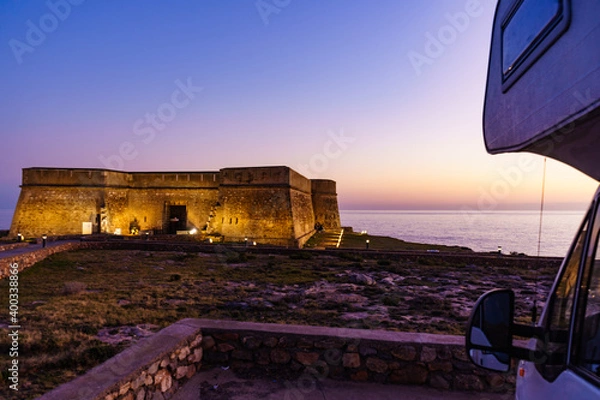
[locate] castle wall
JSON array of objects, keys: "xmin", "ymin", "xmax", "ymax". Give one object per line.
[
  {"xmin": 215, "ymin": 167, "xmax": 315, "ymax": 247},
  {"xmin": 105, "ymin": 189, "xmax": 128, "ymax": 234},
  {"xmin": 289, "ymin": 169, "xmax": 312, "ymax": 193},
  {"xmin": 214, "ymin": 187, "xmax": 294, "ymax": 246},
  {"xmin": 130, "ymin": 172, "xmax": 220, "ymax": 189},
  {"xmin": 21, "ymin": 168, "xmax": 221, "ymax": 189},
  {"xmin": 22, "ymin": 168, "xmax": 131, "ymax": 187},
  {"xmin": 113, "ymin": 172, "xmax": 220, "ymax": 234},
  {"xmin": 124, "ymin": 188, "xmax": 218, "ymax": 233},
  {"xmin": 311, "ymin": 179, "xmax": 341, "ymax": 230},
  {"xmin": 220, "ymin": 166, "xmax": 291, "ymax": 187},
  {"xmin": 289, "ymin": 188, "xmax": 316, "ymax": 247},
  {"xmin": 10, "ymin": 186, "xmax": 104, "ymax": 237}
]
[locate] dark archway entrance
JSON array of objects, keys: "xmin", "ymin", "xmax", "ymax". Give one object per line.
[{"xmin": 167, "ymin": 205, "xmax": 187, "ymax": 234}]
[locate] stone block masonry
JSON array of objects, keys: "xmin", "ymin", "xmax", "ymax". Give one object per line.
[
  {"xmin": 37, "ymin": 319, "xmax": 205, "ymax": 400},
  {"xmin": 9, "ymin": 166, "xmax": 341, "ymax": 248},
  {"xmin": 39, "ymin": 319, "xmax": 515, "ymax": 400},
  {"xmin": 0, "ymin": 241, "xmax": 84, "ymax": 279},
  {"xmin": 198, "ymin": 320, "xmax": 515, "ymax": 393},
  {"xmin": 0, "ymin": 242, "xmax": 29, "ymax": 252}
]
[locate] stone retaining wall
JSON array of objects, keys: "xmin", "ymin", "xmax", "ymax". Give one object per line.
[
  {"xmin": 0, "ymin": 241, "xmax": 85, "ymax": 279},
  {"xmin": 0, "ymin": 242, "xmax": 29, "ymax": 252},
  {"xmin": 38, "ymin": 319, "xmax": 204, "ymax": 400},
  {"xmin": 38, "ymin": 319, "xmax": 515, "ymax": 400},
  {"xmin": 198, "ymin": 319, "xmax": 514, "ymax": 393}
]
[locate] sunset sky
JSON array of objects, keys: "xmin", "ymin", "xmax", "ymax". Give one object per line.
[{"xmin": 0, "ymin": 0, "xmax": 597, "ymax": 212}]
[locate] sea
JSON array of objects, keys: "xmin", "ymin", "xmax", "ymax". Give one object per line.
[
  {"xmin": 0, "ymin": 208, "xmax": 585, "ymax": 258},
  {"xmin": 340, "ymin": 210, "xmax": 587, "ymax": 258}
]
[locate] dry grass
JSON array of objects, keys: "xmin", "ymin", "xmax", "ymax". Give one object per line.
[{"xmin": 306, "ymin": 230, "xmax": 473, "ymax": 252}]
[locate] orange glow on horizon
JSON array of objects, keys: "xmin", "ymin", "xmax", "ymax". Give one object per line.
[{"xmin": 336, "ymin": 157, "xmax": 597, "ymax": 210}]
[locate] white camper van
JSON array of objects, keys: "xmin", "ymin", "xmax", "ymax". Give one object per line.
[{"xmin": 465, "ymin": 0, "xmax": 600, "ymax": 398}]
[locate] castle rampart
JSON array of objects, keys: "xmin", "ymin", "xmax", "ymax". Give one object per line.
[
  {"xmin": 21, "ymin": 168, "xmax": 222, "ymax": 189},
  {"xmin": 130, "ymin": 172, "xmax": 220, "ymax": 189},
  {"xmin": 10, "ymin": 166, "xmax": 341, "ymax": 247},
  {"xmin": 22, "ymin": 168, "xmax": 131, "ymax": 187}
]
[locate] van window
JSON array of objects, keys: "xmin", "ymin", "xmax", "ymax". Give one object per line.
[
  {"xmin": 500, "ymin": 0, "xmax": 570, "ymax": 90},
  {"xmin": 574, "ymin": 203, "xmax": 600, "ymax": 378},
  {"xmin": 502, "ymin": 0, "xmax": 562, "ymax": 76},
  {"xmin": 550, "ymin": 215, "xmax": 589, "ymax": 332},
  {"xmin": 542, "ymin": 211, "xmax": 590, "ymax": 379}
]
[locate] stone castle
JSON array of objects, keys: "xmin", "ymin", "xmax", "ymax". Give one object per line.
[{"xmin": 9, "ymin": 166, "xmax": 341, "ymax": 247}]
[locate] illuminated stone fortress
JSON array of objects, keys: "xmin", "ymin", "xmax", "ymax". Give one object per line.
[{"xmin": 9, "ymin": 166, "xmax": 341, "ymax": 247}]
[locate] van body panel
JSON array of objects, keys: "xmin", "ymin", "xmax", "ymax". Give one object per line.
[
  {"xmin": 483, "ymin": 0, "xmax": 600, "ymax": 180},
  {"xmin": 516, "ymin": 361, "xmax": 600, "ymax": 399},
  {"xmin": 472, "ymin": 0, "xmax": 600, "ymax": 396}
]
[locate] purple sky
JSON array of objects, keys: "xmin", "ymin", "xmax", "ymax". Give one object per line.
[{"xmin": 0, "ymin": 0, "xmax": 597, "ymax": 212}]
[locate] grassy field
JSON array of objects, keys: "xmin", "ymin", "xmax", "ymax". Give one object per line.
[
  {"xmin": 305, "ymin": 230, "xmax": 474, "ymax": 252},
  {"xmin": 0, "ymin": 246, "xmax": 558, "ymax": 399}
]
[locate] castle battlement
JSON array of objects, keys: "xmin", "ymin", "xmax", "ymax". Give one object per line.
[
  {"xmin": 11, "ymin": 166, "xmax": 341, "ymax": 247},
  {"xmin": 311, "ymin": 179, "xmax": 337, "ymax": 194},
  {"xmin": 21, "ymin": 168, "xmax": 221, "ymax": 189},
  {"xmin": 219, "ymin": 166, "xmax": 312, "ymax": 192}
]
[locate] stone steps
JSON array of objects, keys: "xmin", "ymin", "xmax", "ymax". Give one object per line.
[{"xmin": 308, "ymin": 229, "xmax": 343, "ymax": 248}]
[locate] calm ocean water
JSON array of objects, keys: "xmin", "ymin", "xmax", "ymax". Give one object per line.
[
  {"xmin": 0, "ymin": 208, "xmax": 585, "ymax": 257},
  {"xmin": 340, "ymin": 210, "xmax": 587, "ymax": 257}
]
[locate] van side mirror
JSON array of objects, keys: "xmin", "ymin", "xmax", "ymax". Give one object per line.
[{"xmin": 466, "ymin": 289, "xmax": 514, "ymax": 372}]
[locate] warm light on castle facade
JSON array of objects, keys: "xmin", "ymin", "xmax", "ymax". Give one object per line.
[{"xmin": 10, "ymin": 166, "xmax": 341, "ymax": 248}]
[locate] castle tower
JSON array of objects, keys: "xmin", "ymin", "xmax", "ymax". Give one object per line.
[
  {"xmin": 211, "ymin": 166, "xmax": 316, "ymax": 247},
  {"xmin": 311, "ymin": 179, "xmax": 341, "ymax": 230}
]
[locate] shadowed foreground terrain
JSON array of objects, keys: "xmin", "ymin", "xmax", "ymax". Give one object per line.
[{"xmin": 0, "ymin": 248, "xmax": 559, "ymax": 399}]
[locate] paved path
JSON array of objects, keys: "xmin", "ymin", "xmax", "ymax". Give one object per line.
[{"xmin": 173, "ymin": 368, "xmax": 513, "ymax": 400}]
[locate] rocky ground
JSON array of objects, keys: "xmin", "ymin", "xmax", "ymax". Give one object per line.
[
  {"xmin": 77, "ymin": 249, "xmax": 559, "ymax": 344},
  {"xmin": 0, "ymin": 247, "xmax": 560, "ymax": 399}
]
